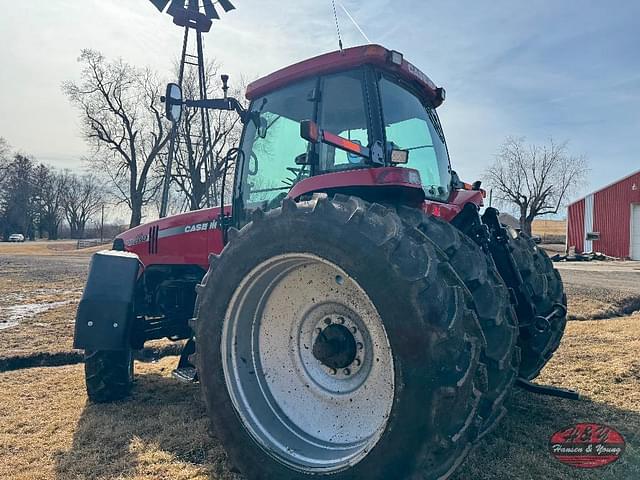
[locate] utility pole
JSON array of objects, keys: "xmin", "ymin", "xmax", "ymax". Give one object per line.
[{"xmin": 100, "ymin": 204, "xmax": 105, "ymax": 243}]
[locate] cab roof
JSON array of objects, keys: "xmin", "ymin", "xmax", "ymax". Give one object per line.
[{"xmin": 245, "ymin": 44, "xmax": 442, "ymax": 106}]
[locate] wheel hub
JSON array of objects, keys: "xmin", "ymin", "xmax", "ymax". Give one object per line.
[{"xmin": 312, "ymin": 322, "xmax": 357, "ymax": 370}]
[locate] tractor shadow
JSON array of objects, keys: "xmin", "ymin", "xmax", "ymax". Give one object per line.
[
  {"xmin": 54, "ymin": 366, "xmax": 242, "ymax": 480},
  {"xmin": 55, "ymin": 370, "xmax": 640, "ymax": 480},
  {"xmin": 453, "ymin": 387, "xmax": 640, "ymax": 480}
]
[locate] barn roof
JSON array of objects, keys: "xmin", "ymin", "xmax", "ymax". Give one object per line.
[{"xmin": 568, "ymin": 168, "xmax": 640, "ymax": 207}]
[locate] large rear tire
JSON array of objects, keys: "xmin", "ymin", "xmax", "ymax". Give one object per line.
[
  {"xmin": 397, "ymin": 207, "xmax": 519, "ymax": 435},
  {"xmin": 506, "ymin": 231, "xmax": 567, "ymax": 379},
  {"xmin": 193, "ymin": 195, "xmax": 487, "ymax": 480},
  {"xmin": 84, "ymin": 349, "xmax": 134, "ymax": 403}
]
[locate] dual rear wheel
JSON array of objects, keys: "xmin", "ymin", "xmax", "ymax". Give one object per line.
[{"xmin": 193, "ymin": 195, "xmax": 519, "ymax": 479}]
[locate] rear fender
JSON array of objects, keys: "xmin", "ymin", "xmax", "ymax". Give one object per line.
[{"xmin": 74, "ymin": 250, "xmax": 142, "ymax": 351}]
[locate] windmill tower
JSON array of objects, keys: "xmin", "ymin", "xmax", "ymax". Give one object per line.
[{"xmin": 149, "ymin": 0, "xmax": 236, "ymax": 217}]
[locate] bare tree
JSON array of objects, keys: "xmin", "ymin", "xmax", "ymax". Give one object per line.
[
  {"xmin": 33, "ymin": 164, "xmax": 68, "ymax": 240},
  {"xmin": 485, "ymin": 137, "xmax": 588, "ymax": 235},
  {"xmin": 63, "ymin": 49, "xmax": 171, "ymax": 228},
  {"xmin": 0, "ymin": 137, "xmax": 10, "ymax": 185},
  {"xmin": 167, "ymin": 63, "xmax": 245, "ymax": 211},
  {"xmin": 62, "ymin": 173, "xmax": 105, "ymax": 239}
]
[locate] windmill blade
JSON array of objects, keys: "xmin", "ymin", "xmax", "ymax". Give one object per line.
[
  {"xmin": 217, "ymin": 0, "xmax": 236, "ymax": 13},
  {"xmin": 148, "ymin": 0, "xmax": 171, "ymax": 11},
  {"xmin": 166, "ymin": 0, "xmax": 185, "ymax": 16},
  {"xmin": 202, "ymin": 0, "xmax": 220, "ymax": 19}
]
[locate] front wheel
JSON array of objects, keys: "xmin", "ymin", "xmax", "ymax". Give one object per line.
[
  {"xmin": 84, "ymin": 349, "xmax": 134, "ymax": 403},
  {"xmin": 193, "ymin": 196, "xmax": 487, "ymax": 480}
]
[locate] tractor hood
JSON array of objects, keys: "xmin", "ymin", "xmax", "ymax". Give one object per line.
[{"xmin": 116, "ymin": 206, "xmax": 229, "ymax": 268}]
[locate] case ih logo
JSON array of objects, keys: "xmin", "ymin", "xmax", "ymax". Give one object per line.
[
  {"xmin": 549, "ymin": 423, "xmax": 625, "ymax": 468},
  {"xmin": 184, "ymin": 221, "xmax": 217, "ymax": 233}
]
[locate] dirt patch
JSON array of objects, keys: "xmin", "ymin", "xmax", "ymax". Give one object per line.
[
  {"xmin": 563, "ymin": 279, "xmax": 640, "ymax": 320},
  {"xmin": 568, "ymin": 291, "xmax": 640, "ymax": 320},
  {"xmin": 0, "ymin": 301, "xmax": 80, "ymax": 361},
  {"xmin": 0, "ymin": 255, "xmax": 87, "ymax": 360},
  {"xmin": 558, "ymin": 264, "xmax": 640, "ymax": 320},
  {"xmin": 0, "ymin": 254, "xmax": 184, "ymax": 371}
]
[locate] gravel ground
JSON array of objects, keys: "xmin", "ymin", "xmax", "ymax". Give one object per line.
[{"xmin": 557, "ymin": 261, "xmax": 640, "ymax": 319}]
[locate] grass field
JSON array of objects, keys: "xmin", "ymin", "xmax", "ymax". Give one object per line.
[
  {"xmin": 0, "ymin": 240, "xmax": 107, "ymax": 256},
  {"xmin": 0, "ymin": 316, "xmax": 638, "ymax": 480},
  {"xmin": 532, "ymin": 219, "xmax": 567, "ymax": 243},
  {"xmin": 1, "ymin": 252, "xmax": 639, "ymax": 479}
]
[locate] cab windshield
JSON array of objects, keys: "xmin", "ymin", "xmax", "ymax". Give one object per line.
[{"xmin": 239, "ymin": 79, "xmax": 315, "ymax": 211}]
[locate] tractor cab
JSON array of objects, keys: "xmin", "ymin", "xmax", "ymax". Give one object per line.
[{"xmin": 233, "ymin": 44, "xmax": 452, "ymax": 225}]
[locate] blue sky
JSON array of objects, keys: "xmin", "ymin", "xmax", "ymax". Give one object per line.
[{"xmin": 0, "ymin": 0, "xmax": 638, "ymax": 203}]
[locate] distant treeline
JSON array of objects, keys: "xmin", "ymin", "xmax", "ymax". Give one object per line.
[{"xmin": 0, "ymin": 141, "xmax": 116, "ymax": 241}]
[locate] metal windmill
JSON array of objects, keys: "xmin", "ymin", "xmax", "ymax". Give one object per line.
[{"xmin": 149, "ymin": 0, "xmax": 236, "ymax": 217}]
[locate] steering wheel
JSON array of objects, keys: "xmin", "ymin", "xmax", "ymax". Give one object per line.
[{"xmin": 266, "ymin": 191, "xmax": 288, "ymax": 211}]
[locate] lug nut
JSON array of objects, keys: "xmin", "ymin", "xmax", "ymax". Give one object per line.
[
  {"xmin": 324, "ymin": 318, "xmax": 332, "ymax": 325},
  {"xmin": 357, "ymin": 342, "xmax": 363, "ymax": 350},
  {"xmin": 343, "ymin": 368, "xmax": 351, "ymax": 375},
  {"xmin": 113, "ymin": 323, "xmax": 118, "ymax": 328},
  {"xmin": 315, "ymin": 327, "xmax": 322, "ymax": 334},
  {"xmin": 87, "ymin": 321, "xmax": 93, "ymax": 327},
  {"xmin": 355, "ymin": 358, "xmax": 361, "ymax": 366},
  {"xmin": 330, "ymin": 368, "xmax": 337, "ymax": 375},
  {"xmin": 351, "ymin": 326, "xmax": 357, "ymax": 333},
  {"xmin": 337, "ymin": 316, "xmax": 345, "ymax": 324}
]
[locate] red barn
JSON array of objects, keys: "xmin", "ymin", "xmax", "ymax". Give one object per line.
[{"xmin": 567, "ymin": 170, "xmax": 640, "ymax": 259}]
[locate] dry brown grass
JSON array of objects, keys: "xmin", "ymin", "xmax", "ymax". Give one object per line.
[
  {"xmin": 0, "ymin": 316, "xmax": 638, "ymax": 480},
  {"xmin": 0, "ymin": 241, "xmax": 106, "ymax": 256},
  {"xmin": 532, "ymin": 219, "xmax": 567, "ymax": 236},
  {"xmin": 0, "ymin": 357, "xmax": 240, "ymax": 480},
  {"xmin": 454, "ymin": 315, "xmax": 640, "ymax": 479}
]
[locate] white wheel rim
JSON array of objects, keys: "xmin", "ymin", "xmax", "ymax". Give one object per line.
[{"xmin": 221, "ymin": 253, "xmax": 395, "ymax": 473}]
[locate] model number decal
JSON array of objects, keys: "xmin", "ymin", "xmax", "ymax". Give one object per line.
[{"xmin": 125, "ymin": 233, "xmax": 148, "ymax": 247}]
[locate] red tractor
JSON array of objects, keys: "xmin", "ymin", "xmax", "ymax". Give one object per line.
[{"xmin": 74, "ymin": 45, "xmax": 567, "ymax": 479}]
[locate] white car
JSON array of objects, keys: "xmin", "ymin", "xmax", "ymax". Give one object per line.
[{"xmin": 8, "ymin": 233, "xmax": 25, "ymax": 242}]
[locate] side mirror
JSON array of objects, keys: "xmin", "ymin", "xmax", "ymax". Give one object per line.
[{"xmin": 163, "ymin": 83, "xmax": 183, "ymax": 123}]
